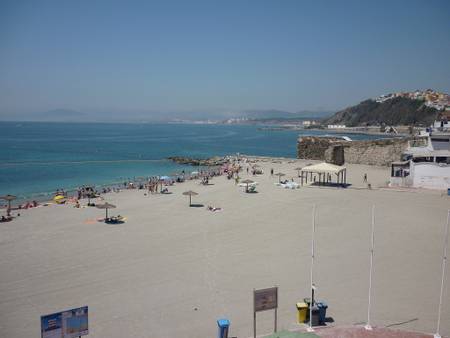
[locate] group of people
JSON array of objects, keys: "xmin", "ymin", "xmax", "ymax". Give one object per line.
[
  {"xmin": 20, "ymin": 200, "xmax": 39, "ymax": 209},
  {"xmin": 148, "ymin": 178, "xmax": 164, "ymax": 194}
]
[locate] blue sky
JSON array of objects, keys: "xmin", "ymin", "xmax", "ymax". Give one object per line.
[{"xmin": 1, "ymin": 0, "xmax": 449, "ymax": 116}]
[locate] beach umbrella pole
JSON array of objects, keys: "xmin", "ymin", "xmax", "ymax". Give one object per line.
[
  {"xmin": 307, "ymin": 204, "xmax": 316, "ymax": 332},
  {"xmin": 365, "ymin": 205, "xmax": 375, "ymax": 331},
  {"xmin": 434, "ymin": 210, "xmax": 449, "ymax": 338}
]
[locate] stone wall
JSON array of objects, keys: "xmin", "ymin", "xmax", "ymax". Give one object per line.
[
  {"xmin": 297, "ymin": 136, "xmax": 410, "ymax": 166},
  {"xmin": 296, "ymin": 137, "xmax": 344, "ymax": 161}
]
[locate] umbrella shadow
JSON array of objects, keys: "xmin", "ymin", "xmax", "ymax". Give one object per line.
[
  {"xmin": 106, "ymin": 220, "xmax": 125, "ymax": 225},
  {"xmin": 189, "ymin": 203, "xmax": 204, "ymax": 208},
  {"xmin": 310, "ymin": 182, "xmax": 351, "ymax": 188}
]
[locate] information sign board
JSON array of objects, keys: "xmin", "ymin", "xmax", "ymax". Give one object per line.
[
  {"xmin": 41, "ymin": 306, "xmax": 88, "ymax": 338},
  {"xmin": 254, "ymin": 287, "xmax": 278, "ymax": 312}
]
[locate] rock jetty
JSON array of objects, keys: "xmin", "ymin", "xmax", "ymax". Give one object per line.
[{"xmin": 167, "ymin": 156, "xmax": 228, "ymax": 166}]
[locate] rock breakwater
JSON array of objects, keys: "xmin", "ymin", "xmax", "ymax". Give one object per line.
[{"xmin": 167, "ymin": 156, "xmax": 228, "ymax": 166}]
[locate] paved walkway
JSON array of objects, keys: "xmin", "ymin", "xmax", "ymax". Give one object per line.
[{"xmin": 263, "ymin": 327, "xmax": 438, "ymax": 338}]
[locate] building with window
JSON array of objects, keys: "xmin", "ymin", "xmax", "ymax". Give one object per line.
[{"xmin": 390, "ymin": 133, "xmax": 450, "ymax": 190}]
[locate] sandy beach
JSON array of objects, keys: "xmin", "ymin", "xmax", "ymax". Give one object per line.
[{"xmin": 0, "ymin": 158, "xmax": 449, "ymax": 338}]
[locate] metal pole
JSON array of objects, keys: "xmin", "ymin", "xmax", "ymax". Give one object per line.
[
  {"xmin": 434, "ymin": 210, "xmax": 449, "ymax": 338},
  {"xmin": 274, "ymin": 308, "xmax": 277, "ymax": 333},
  {"xmin": 253, "ymin": 311, "xmax": 256, "ymax": 338},
  {"xmin": 365, "ymin": 205, "xmax": 375, "ymax": 330},
  {"xmin": 307, "ymin": 204, "xmax": 316, "ymax": 332}
]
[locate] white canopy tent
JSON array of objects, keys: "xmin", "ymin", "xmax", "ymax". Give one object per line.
[{"xmin": 300, "ymin": 162, "xmax": 347, "ymax": 186}]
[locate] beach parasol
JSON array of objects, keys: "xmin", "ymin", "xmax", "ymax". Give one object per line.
[
  {"xmin": 182, "ymin": 190, "xmax": 198, "ymax": 206},
  {"xmin": 241, "ymin": 179, "xmax": 254, "ymax": 193},
  {"xmin": 275, "ymin": 172, "xmax": 286, "ymax": 183},
  {"xmin": 96, "ymin": 202, "xmax": 116, "ymax": 219},
  {"xmin": 294, "ymin": 167, "xmax": 303, "ymax": 177},
  {"xmin": 1, "ymin": 194, "xmax": 16, "ymax": 217}
]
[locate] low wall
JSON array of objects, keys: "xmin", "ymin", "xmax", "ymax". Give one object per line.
[
  {"xmin": 411, "ymin": 162, "xmax": 450, "ymax": 189},
  {"xmin": 297, "ymin": 136, "xmax": 410, "ymax": 166}
]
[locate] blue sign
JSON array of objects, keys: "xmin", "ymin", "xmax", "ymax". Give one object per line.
[{"xmin": 41, "ymin": 306, "xmax": 88, "ymax": 338}]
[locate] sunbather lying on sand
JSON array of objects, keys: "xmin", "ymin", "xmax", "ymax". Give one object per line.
[{"xmin": 207, "ymin": 205, "xmax": 222, "ymax": 212}]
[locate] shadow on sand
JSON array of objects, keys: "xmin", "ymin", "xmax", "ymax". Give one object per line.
[
  {"xmin": 189, "ymin": 203, "xmax": 204, "ymax": 208},
  {"xmin": 309, "ymin": 182, "xmax": 351, "ymax": 188}
]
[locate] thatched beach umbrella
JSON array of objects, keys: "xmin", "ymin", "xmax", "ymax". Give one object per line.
[
  {"xmin": 275, "ymin": 172, "xmax": 286, "ymax": 183},
  {"xmin": 241, "ymin": 179, "xmax": 254, "ymax": 193},
  {"xmin": 182, "ymin": 190, "xmax": 198, "ymax": 206},
  {"xmin": 1, "ymin": 195, "xmax": 16, "ymax": 217},
  {"xmin": 96, "ymin": 202, "xmax": 116, "ymax": 219}
]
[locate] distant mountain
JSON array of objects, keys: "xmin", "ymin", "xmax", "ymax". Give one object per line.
[
  {"xmin": 227, "ymin": 109, "xmax": 332, "ymax": 121},
  {"xmin": 38, "ymin": 109, "xmax": 86, "ymax": 120},
  {"xmin": 323, "ymin": 97, "xmax": 439, "ymax": 127},
  {"xmin": 0, "ymin": 108, "xmax": 332, "ymax": 123},
  {"xmin": 295, "ymin": 110, "xmax": 333, "ymax": 118},
  {"xmin": 6, "ymin": 109, "xmax": 87, "ymax": 122},
  {"xmin": 238, "ymin": 109, "xmax": 295, "ymax": 119}
]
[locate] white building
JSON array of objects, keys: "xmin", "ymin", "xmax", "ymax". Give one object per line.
[
  {"xmin": 432, "ymin": 111, "xmax": 450, "ymax": 131},
  {"xmin": 390, "ymin": 133, "xmax": 450, "ymax": 190},
  {"xmin": 327, "ymin": 124, "xmax": 346, "ymax": 129},
  {"xmin": 303, "ymin": 120, "xmax": 317, "ymax": 126}
]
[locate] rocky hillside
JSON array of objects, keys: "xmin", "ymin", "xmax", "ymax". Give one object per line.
[{"xmin": 324, "ymin": 97, "xmax": 438, "ymax": 126}]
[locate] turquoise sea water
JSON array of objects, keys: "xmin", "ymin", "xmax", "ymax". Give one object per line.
[{"xmin": 0, "ymin": 122, "xmax": 387, "ymax": 201}]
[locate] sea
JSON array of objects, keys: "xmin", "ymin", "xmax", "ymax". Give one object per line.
[{"xmin": 0, "ymin": 121, "xmax": 388, "ymax": 201}]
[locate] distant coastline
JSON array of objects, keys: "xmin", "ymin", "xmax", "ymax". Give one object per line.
[{"xmin": 258, "ymin": 125, "xmax": 407, "ymax": 137}]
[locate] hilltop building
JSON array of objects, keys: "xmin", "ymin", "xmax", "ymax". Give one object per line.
[{"xmin": 375, "ymin": 89, "xmax": 450, "ymax": 111}]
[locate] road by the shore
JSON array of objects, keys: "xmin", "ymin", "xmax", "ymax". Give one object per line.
[{"xmin": 0, "ymin": 158, "xmax": 448, "ymax": 338}]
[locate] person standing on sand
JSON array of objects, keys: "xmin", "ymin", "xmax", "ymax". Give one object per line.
[
  {"xmin": 363, "ymin": 173, "xmax": 368, "ymax": 183},
  {"xmin": 270, "ymin": 168, "xmax": 274, "ymax": 176}
]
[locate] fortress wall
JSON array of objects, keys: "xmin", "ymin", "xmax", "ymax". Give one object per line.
[{"xmin": 298, "ymin": 136, "xmax": 410, "ymax": 166}]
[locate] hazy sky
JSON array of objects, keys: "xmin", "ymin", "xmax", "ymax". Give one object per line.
[{"xmin": 1, "ymin": 0, "xmax": 450, "ymax": 116}]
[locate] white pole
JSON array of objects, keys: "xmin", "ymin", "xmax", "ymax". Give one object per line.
[
  {"xmin": 307, "ymin": 204, "xmax": 316, "ymax": 332},
  {"xmin": 365, "ymin": 205, "xmax": 375, "ymax": 330},
  {"xmin": 434, "ymin": 210, "xmax": 449, "ymax": 338}
]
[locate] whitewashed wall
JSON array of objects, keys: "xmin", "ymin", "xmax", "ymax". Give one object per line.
[{"xmin": 411, "ymin": 162, "xmax": 450, "ymax": 190}]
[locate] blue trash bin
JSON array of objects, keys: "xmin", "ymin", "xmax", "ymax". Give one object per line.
[
  {"xmin": 217, "ymin": 318, "xmax": 230, "ymax": 338},
  {"xmin": 447, "ymin": 188, "xmax": 450, "ymax": 196},
  {"xmin": 317, "ymin": 302, "xmax": 328, "ymax": 324}
]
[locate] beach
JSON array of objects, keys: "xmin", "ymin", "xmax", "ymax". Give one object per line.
[{"xmin": 0, "ymin": 158, "xmax": 449, "ymax": 338}]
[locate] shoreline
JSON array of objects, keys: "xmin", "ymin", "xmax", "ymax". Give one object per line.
[
  {"xmin": 0, "ymin": 151, "xmax": 438, "ymax": 208},
  {"xmin": 1, "ymin": 155, "xmax": 239, "ymax": 208},
  {"xmin": 2, "ymin": 154, "xmax": 299, "ymax": 206}
]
